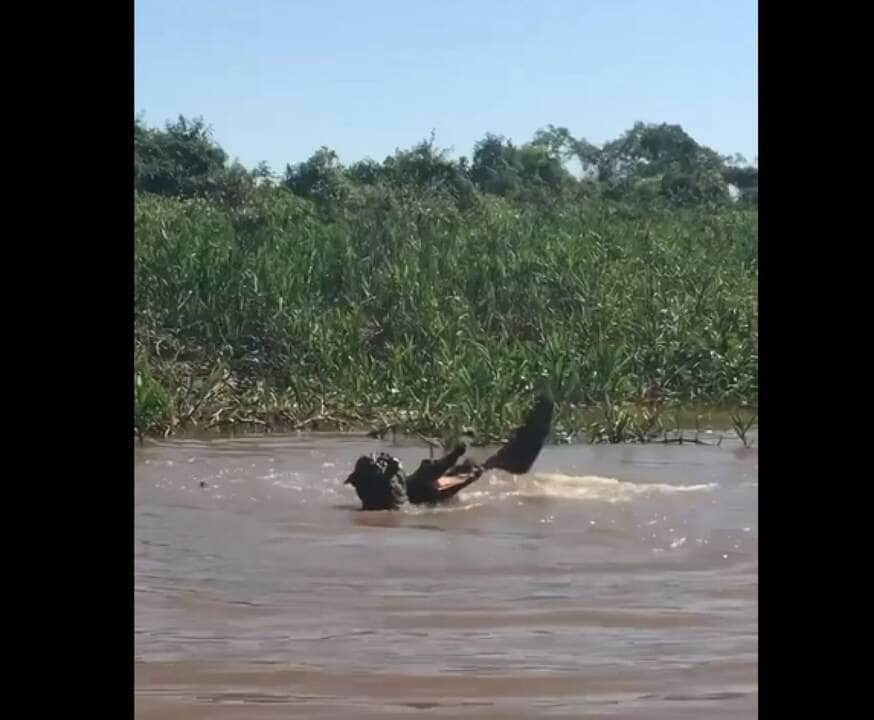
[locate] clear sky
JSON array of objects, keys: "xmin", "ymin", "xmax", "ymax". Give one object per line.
[{"xmin": 135, "ymin": 0, "xmax": 757, "ymax": 172}]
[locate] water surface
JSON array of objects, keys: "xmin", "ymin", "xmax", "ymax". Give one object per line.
[{"xmin": 135, "ymin": 434, "xmax": 757, "ymax": 718}]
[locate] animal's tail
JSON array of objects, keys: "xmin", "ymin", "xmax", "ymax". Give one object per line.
[{"xmin": 483, "ymin": 394, "xmax": 554, "ymax": 474}]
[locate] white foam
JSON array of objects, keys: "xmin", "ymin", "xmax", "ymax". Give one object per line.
[{"xmin": 512, "ymin": 473, "xmax": 719, "ymax": 503}]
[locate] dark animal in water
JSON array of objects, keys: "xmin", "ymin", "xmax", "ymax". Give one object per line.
[{"xmin": 345, "ymin": 395, "xmax": 554, "ymax": 510}]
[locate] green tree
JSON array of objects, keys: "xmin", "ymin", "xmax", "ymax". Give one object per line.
[
  {"xmin": 531, "ymin": 124, "xmax": 601, "ymax": 177},
  {"xmin": 517, "ymin": 142, "xmax": 572, "ymax": 191},
  {"xmin": 347, "ymin": 158, "xmax": 384, "ymax": 186},
  {"xmin": 134, "ymin": 115, "xmax": 228, "ymax": 198},
  {"xmin": 597, "ymin": 122, "xmax": 729, "ymax": 203},
  {"xmin": 282, "ymin": 146, "xmax": 350, "ymax": 211},
  {"xmin": 471, "ymin": 133, "xmax": 522, "ymax": 196},
  {"xmin": 380, "ymin": 133, "xmax": 476, "ymax": 206},
  {"xmin": 722, "ymin": 156, "xmax": 758, "ymax": 205}
]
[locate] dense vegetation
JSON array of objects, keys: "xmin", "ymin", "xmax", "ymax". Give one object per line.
[{"xmin": 135, "ymin": 115, "xmax": 757, "ymax": 443}]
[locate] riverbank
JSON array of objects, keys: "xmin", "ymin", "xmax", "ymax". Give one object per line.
[
  {"xmin": 136, "ymin": 195, "xmax": 757, "ymax": 444},
  {"xmin": 134, "ymin": 394, "xmax": 756, "ymax": 449}
]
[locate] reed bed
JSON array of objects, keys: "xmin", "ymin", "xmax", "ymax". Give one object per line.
[{"xmin": 135, "ymin": 191, "xmax": 757, "ymax": 444}]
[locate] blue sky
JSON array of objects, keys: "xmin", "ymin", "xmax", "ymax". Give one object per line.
[{"xmin": 135, "ymin": 0, "xmax": 757, "ymax": 172}]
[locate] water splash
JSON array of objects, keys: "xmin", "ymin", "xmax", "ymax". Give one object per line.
[{"xmin": 511, "ymin": 473, "xmax": 718, "ymax": 503}]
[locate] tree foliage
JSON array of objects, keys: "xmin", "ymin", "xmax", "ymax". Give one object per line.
[
  {"xmin": 134, "ymin": 114, "xmax": 756, "ymax": 211},
  {"xmin": 134, "ymin": 115, "xmax": 228, "ymax": 198}
]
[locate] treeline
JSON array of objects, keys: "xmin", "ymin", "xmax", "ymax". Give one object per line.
[{"xmin": 135, "ymin": 115, "xmax": 757, "ymax": 213}]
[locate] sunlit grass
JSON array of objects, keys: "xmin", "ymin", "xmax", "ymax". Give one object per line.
[{"xmin": 135, "ymin": 191, "xmax": 757, "ymax": 443}]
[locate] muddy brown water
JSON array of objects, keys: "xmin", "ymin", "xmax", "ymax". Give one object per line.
[{"xmin": 135, "ymin": 434, "xmax": 757, "ymax": 718}]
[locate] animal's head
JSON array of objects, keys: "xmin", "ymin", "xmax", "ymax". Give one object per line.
[{"xmin": 345, "ymin": 452, "xmax": 401, "ymax": 488}]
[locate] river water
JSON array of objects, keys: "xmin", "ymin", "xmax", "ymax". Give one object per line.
[{"xmin": 135, "ymin": 434, "xmax": 757, "ymax": 718}]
